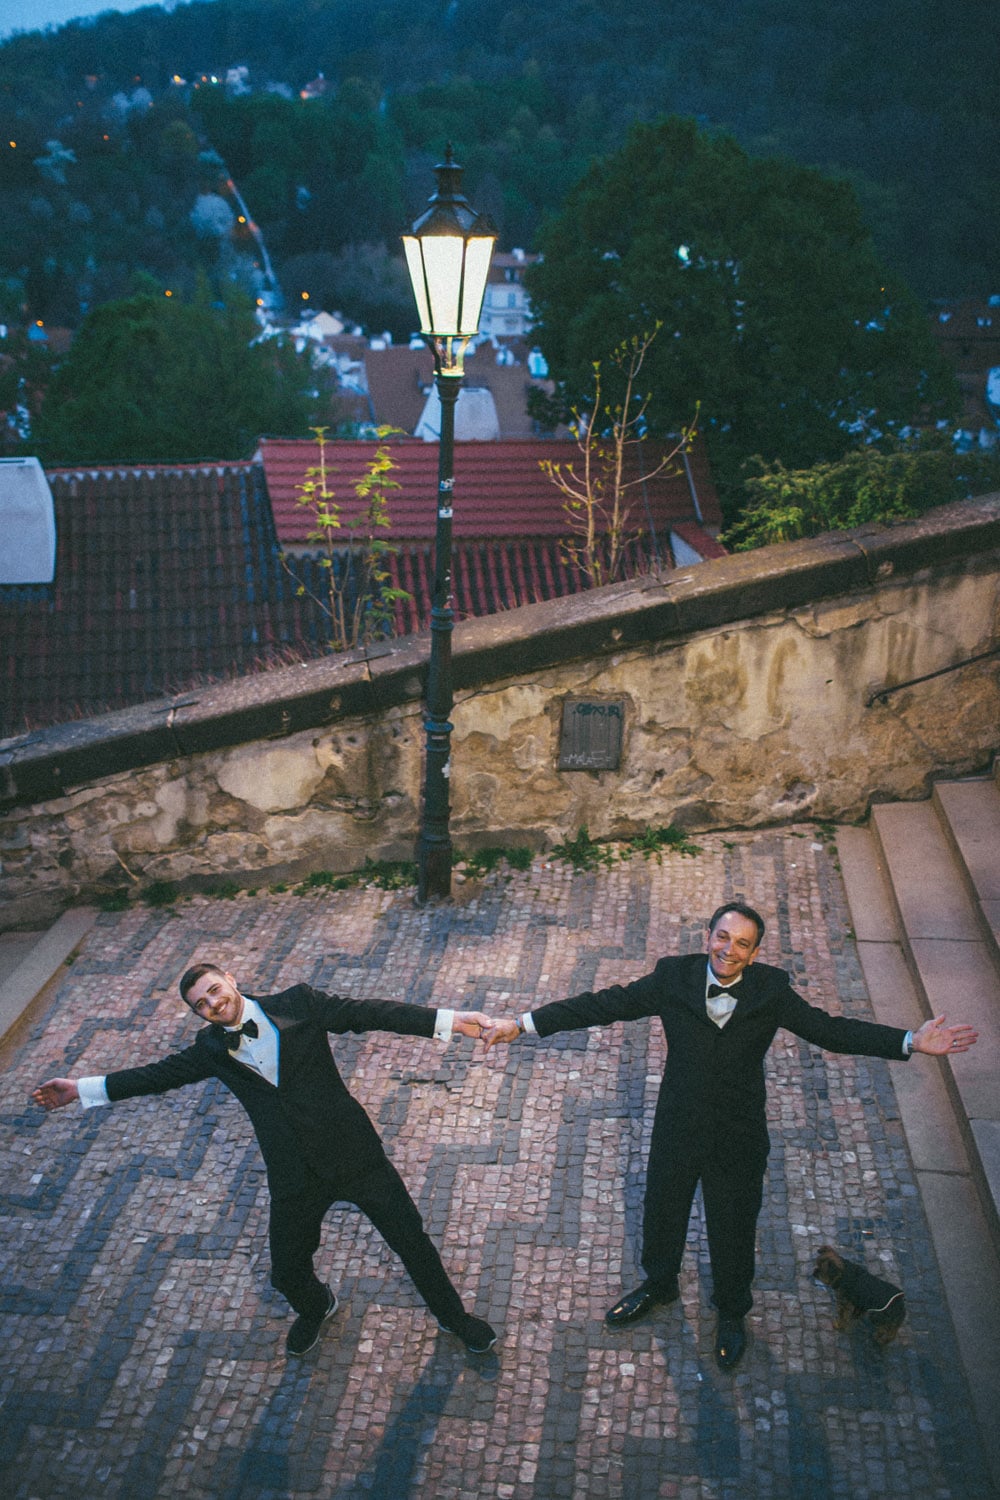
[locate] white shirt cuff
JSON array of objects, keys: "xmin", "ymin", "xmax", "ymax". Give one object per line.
[
  {"xmin": 522, "ymin": 1012, "xmax": 537, "ymax": 1035},
  {"xmin": 77, "ymin": 1076, "xmax": 110, "ymax": 1108},
  {"xmin": 902, "ymin": 1030, "xmax": 913, "ymax": 1058},
  {"xmin": 434, "ymin": 1009, "xmax": 455, "ymax": 1044}
]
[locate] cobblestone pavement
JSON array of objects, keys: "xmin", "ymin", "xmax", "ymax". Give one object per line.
[{"xmin": 1, "ymin": 829, "xmax": 995, "ymax": 1499}]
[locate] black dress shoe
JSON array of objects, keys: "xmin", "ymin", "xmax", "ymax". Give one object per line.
[
  {"xmin": 437, "ymin": 1313, "xmax": 498, "ymax": 1353},
  {"xmin": 286, "ymin": 1285, "xmax": 338, "ymax": 1356},
  {"xmin": 605, "ymin": 1281, "xmax": 679, "ymax": 1328},
  {"xmin": 714, "ymin": 1315, "xmax": 747, "ymax": 1370}
]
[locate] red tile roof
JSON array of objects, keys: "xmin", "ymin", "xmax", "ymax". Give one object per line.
[
  {"xmin": 259, "ymin": 435, "xmax": 721, "ymax": 547},
  {"xmin": 288, "ymin": 530, "xmax": 672, "ymax": 640},
  {"xmin": 0, "ymin": 463, "xmax": 331, "ymax": 738},
  {"xmin": 0, "ymin": 446, "xmax": 723, "ymax": 738},
  {"xmin": 362, "ymin": 344, "xmax": 434, "ymax": 433},
  {"xmin": 670, "ymin": 520, "xmax": 729, "ymax": 561}
]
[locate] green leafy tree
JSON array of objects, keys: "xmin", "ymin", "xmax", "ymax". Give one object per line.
[
  {"xmin": 526, "ymin": 117, "xmax": 959, "ymax": 510},
  {"xmin": 722, "ymin": 441, "xmax": 1000, "ymax": 551},
  {"xmin": 283, "ymin": 426, "xmax": 411, "ymax": 652},
  {"xmin": 34, "ymin": 283, "xmax": 315, "ymax": 464}
]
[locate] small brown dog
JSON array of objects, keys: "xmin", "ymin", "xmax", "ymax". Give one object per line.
[{"xmin": 813, "ymin": 1246, "xmax": 907, "ymax": 1346}]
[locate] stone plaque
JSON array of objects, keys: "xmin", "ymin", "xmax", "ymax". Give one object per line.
[{"xmin": 558, "ymin": 698, "xmax": 625, "ymax": 771}]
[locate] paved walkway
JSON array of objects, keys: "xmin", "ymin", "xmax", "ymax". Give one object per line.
[{"xmin": 1, "ymin": 829, "xmax": 995, "ymax": 1499}]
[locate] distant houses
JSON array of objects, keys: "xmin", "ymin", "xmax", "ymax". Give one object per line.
[
  {"xmin": 929, "ymin": 296, "xmax": 1000, "ymax": 444},
  {"xmin": 479, "ymin": 249, "xmax": 538, "ymax": 341}
]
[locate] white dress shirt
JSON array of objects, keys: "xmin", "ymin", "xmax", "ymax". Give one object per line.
[{"xmin": 705, "ymin": 964, "xmax": 740, "ymax": 1027}]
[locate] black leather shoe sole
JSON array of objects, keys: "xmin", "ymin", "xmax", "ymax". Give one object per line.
[{"xmin": 605, "ymin": 1283, "xmax": 679, "ymax": 1328}]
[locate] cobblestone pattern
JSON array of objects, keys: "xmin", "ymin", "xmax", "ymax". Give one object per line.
[{"xmin": 1, "ymin": 831, "xmax": 993, "ymax": 1499}]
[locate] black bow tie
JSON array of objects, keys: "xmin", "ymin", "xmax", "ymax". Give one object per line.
[
  {"xmin": 224, "ymin": 1018, "xmax": 259, "ymax": 1049},
  {"xmin": 707, "ymin": 982, "xmax": 737, "ymax": 999}
]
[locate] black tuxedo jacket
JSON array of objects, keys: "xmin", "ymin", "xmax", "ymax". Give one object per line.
[
  {"xmin": 530, "ymin": 954, "xmax": 908, "ymax": 1166},
  {"xmin": 105, "ymin": 985, "xmax": 439, "ymax": 1199}
]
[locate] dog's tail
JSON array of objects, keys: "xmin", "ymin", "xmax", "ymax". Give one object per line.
[{"xmin": 870, "ymin": 1290, "xmax": 905, "ymax": 1316}]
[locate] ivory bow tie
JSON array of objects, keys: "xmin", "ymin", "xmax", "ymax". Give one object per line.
[{"xmin": 224, "ymin": 1018, "xmax": 259, "ymax": 1049}]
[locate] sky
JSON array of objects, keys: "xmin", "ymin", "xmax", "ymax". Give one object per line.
[{"xmin": 2, "ymin": 1, "xmax": 174, "ymax": 42}]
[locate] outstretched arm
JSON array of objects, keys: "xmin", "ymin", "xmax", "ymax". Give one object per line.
[
  {"xmin": 911, "ymin": 1015, "xmax": 978, "ymax": 1056},
  {"xmin": 32, "ymin": 1078, "xmax": 80, "ymax": 1110}
]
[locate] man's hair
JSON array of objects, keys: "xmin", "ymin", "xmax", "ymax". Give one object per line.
[
  {"xmin": 179, "ymin": 961, "xmax": 227, "ymax": 1003},
  {"xmin": 708, "ymin": 902, "xmax": 766, "ymax": 946}
]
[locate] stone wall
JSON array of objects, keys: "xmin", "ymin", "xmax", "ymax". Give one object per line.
[{"xmin": 2, "ymin": 496, "xmax": 998, "ymax": 929}]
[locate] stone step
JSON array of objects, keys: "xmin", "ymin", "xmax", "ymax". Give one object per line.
[
  {"xmin": 870, "ymin": 797, "xmax": 1000, "ymax": 1255},
  {"xmin": 0, "ymin": 909, "xmax": 97, "ymax": 1049},
  {"xmin": 837, "ymin": 820, "xmax": 1000, "ymax": 1472},
  {"xmin": 934, "ymin": 777, "xmax": 1000, "ymax": 964}
]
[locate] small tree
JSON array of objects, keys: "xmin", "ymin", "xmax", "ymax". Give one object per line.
[
  {"xmin": 539, "ymin": 326, "xmax": 698, "ymax": 587},
  {"xmin": 283, "ymin": 426, "xmax": 411, "ymax": 651}
]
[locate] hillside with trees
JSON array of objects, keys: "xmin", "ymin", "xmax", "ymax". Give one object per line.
[
  {"xmin": 1, "ymin": 0, "xmax": 995, "ymax": 328},
  {"xmin": 0, "ymin": 0, "xmax": 995, "ymax": 486}
]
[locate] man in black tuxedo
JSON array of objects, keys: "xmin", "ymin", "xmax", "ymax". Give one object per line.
[
  {"xmin": 32, "ymin": 962, "xmax": 498, "ymax": 1358},
  {"xmin": 484, "ymin": 902, "xmax": 978, "ymax": 1370}
]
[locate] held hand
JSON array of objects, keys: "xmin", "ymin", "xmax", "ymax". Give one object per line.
[
  {"xmin": 452, "ymin": 1011, "xmax": 494, "ymax": 1041},
  {"xmin": 911, "ymin": 1015, "xmax": 979, "ymax": 1056},
  {"xmin": 482, "ymin": 1018, "xmax": 521, "ymax": 1051},
  {"xmin": 32, "ymin": 1078, "xmax": 80, "ymax": 1111}
]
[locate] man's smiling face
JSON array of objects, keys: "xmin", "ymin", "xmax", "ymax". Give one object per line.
[
  {"xmin": 707, "ymin": 911, "xmax": 761, "ymax": 983},
  {"xmin": 185, "ymin": 969, "xmax": 244, "ymax": 1027}
]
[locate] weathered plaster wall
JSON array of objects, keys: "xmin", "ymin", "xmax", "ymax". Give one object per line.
[
  {"xmin": 449, "ymin": 566, "xmax": 999, "ymax": 839},
  {"xmin": 2, "ymin": 497, "xmax": 998, "ymax": 929}
]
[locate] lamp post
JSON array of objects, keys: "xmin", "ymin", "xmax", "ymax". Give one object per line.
[{"xmin": 403, "ymin": 147, "xmax": 496, "ymax": 902}]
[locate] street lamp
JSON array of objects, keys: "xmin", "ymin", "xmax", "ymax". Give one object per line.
[{"xmin": 403, "ymin": 147, "xmax": 496, "ymax": 901}]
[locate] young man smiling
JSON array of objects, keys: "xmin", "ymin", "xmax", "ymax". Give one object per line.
[
  {"xmin": 485, "ymin": 902, "xmax": 978, "ymax": 1371},
  {"xmin": 33, "ymin": 963, "xmax": 498, "ymax": 1359}
]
